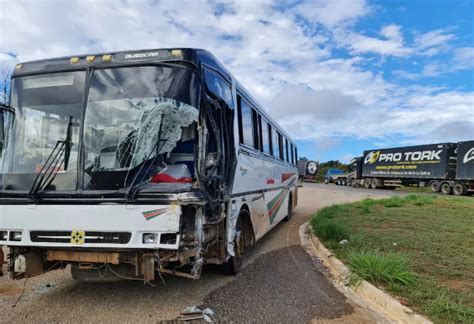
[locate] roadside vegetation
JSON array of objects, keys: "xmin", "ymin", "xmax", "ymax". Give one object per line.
[{"xmin": 310, "ymin": 194, "xmax": 474, "ymax": 323}]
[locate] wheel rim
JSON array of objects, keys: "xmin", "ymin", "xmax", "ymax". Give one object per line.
[
  {"xmin": 441, "ymin": 184, "xmax": 451, "ymax": 194},
  {"xmin": 453, "ymin": 184, "xmax": 464, "ymax": 196}
]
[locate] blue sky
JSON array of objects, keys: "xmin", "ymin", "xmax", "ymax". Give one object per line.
[{"xmin": 0, "ymin": 0, "xmax": 473, "ymax": 163}]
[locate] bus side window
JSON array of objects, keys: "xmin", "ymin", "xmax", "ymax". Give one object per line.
[
  {"xmin": 204, "ymin": 69, "xmax": 233, "ymax": 108},
  {"xmin": 294, "ymin": 146, "xmax": 298, "ymax": 164},
  {"xmin": 272, "ymin": 128, "xmax": 279, "ymax": 158},
  {"xmin": 291, "ymin": 144, "xmax": 295, "ymax": 165},
  {"xmin": 251, "ymin": 109, "xmax": 260, "ymax": 150},
  {"xmin": 278, "ymin": 133, "xmax": 283, "ymax": 160},
  {"xmin": 285, "ymin": 139, "xmax": 289, "ymax": 162},
  {"xmin": 262, "ymin": 119, "xmax": 271, "ymax": 155},
  {"xmin": 237, "ymin": 96, "xmax": 254, "ymax": 148}
]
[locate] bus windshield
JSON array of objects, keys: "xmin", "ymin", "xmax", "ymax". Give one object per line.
[{"xmin": 0, "ymin": 65, "xmax": 200, "ymax": 192}]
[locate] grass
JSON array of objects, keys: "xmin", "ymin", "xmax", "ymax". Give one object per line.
[
  {"xmin": 310, "ymin": 194, "xmax": 474, "ymax": 323},
  {"xmin": 394, "ymin": 185, "xmax": 432, "ymax": 193},
  {"xmin": 347, "ymin": 251, "xmax": 417, "ymax": 286}
]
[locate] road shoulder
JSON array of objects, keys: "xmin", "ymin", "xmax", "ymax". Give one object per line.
[{"xmin": 300, "ymin": 221, "xmax": 431, "ymax": 324}]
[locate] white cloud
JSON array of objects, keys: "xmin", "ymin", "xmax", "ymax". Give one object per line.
[
  {"xmin": 453, "ymin": 47, "xmax": 474, "ymax": 70},
  {"xmin": 414, "ymin": 28, "xmax": 455, "ymax": 56},
  {"xmin": 294, "ymin": 0, "xmax": 369, "ymax": 27},
  {"xmin": 341, "ymin": 24, "xmax": 412, "ymax": 57},
  {"xmin": 0, "ymin": 0, "xmax": 471, "ymax": 147}
]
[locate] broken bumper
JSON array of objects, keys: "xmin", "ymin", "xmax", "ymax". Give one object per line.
[{"xmin": 0, "ymin": 204, "xmax": 181, "ymax": 250}]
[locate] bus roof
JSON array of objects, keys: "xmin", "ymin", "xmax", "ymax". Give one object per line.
[{"xmin": 13, "ymin": 47, "xmax": 294, "ymax": 142}]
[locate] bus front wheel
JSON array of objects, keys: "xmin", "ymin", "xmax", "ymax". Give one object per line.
[{"xmin": 222, "ymin": 209, "xmax": 253, "ymax": 275}]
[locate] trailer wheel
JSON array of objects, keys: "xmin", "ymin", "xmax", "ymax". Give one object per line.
[
  {"xmin": 364, "ymin": 179, "xmax": 371, "ymax": 189},
  {"xmin": 453, "ymin": 182, "xmax": 467, "ymax": 196},
  {"xmin": 440, "ymin": 182, "xmax": 452, "ymax": 195},
  {"xmin": 370, "ymin": 180, "xmax": 378, "ymax": 189},
  {"xmin": 430, "ymin": 181, "xmax": 440, "ymax": 193},
  {"xmin": 222, "ymin": 209, "xmax": 253, "ymax": 275}
]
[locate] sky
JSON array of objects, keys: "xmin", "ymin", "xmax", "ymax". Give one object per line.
[{"xmin": 0, "ymin": 0, "xmax": 473, "ymax": 162}]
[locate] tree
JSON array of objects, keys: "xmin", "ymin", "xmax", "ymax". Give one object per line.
[{"xmin": 298, "ymin": 156, "xmax": 308, "ymax": 161}]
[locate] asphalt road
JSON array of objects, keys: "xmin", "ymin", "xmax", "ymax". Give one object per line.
[{"xmin": 1, "ymin": 185, "xmax": 397, "ymax": 323}]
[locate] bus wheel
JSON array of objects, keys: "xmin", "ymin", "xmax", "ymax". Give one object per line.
[
  {"xmin": 440, "ymin": 182, "xmax": 452, "ymax": 195},
  {"xmin": 430, "ymin": 181, "xmax": 440, "ymax": 192},
  {"xmin": 453, "ymin": 182, "xmax": 467, "ymax": 196},
  {"xmin": 284, "ymin": 194, "xmax": 293, "ymax": 222},
  {"xmin": 222, "ymin": 209, "xmax": 253, "ymax": 275}
]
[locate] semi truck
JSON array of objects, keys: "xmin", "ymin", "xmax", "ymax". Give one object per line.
[{"xmin": 343, "ymin": 142, "xmax": 474, "ymax": 196}]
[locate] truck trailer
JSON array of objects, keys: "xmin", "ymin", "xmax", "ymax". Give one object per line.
[{"xmin": 344, "ymin": 142, "xmax": 474, "ymax": 195}]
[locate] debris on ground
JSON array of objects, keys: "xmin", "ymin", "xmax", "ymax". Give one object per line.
[
  {"xmin": 339, "ymin": 239, "xmax": 349, "ymax": 245},
  {"xmin": 37, "ymin": 283, "xmax": 55, "ymax": 294},
  {"xmin": 178, "ymin": 306, "xmax": 215, "ymax": 322}
]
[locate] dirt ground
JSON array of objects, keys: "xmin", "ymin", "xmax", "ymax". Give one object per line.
[{"xmin": 1, "ymin": 184, "xmax": 396, "ymax": 323}]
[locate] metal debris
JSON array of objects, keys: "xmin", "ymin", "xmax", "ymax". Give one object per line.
[{"xmin": 179, "ymin": 306, "xmax": 215, "ymax": 322}]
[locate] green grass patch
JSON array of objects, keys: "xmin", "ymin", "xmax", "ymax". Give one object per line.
[
  {"xmin": 347, "ymin": 251, "xmax": 417, "ymax": 286},
  {"xmin": 311, "ymin": 194, "xmax": 474, "ymax": 323}
]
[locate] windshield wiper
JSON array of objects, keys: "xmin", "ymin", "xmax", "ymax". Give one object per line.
[
  {"xmin": 124, "ymin": 113, "xmax": 167, "ymax": 201},
  {"xmin": 29, "ymin": 116, "xmax": 76, "ymax": 200}
]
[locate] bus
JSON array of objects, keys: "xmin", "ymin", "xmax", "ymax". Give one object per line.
[{"xmin": 0, "ymin": 48, "xmax": 298, "ymax": 282}]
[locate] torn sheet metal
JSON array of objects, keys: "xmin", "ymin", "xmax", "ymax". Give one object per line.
[
  {"xmin": 179, "ymin": 306, "xmax": 215, "ymax": 322},
  {"xmin": 226, "ymin": 201, "xmax": 239, "ymax": 257}
]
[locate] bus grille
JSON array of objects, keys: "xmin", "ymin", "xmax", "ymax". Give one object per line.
[{"xmin": 30, "ymin": 231, "xmax": 132, "ymax": 244}]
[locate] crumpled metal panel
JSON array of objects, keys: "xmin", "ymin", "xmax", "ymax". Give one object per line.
[{"xmin": 226, "ymin": 201, "xmax": 239, "ymax": 257}]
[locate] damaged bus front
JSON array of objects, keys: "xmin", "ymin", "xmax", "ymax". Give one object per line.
[{"xmin": 0, "ymin": 49, "xmax": 237, "ymax": 281}]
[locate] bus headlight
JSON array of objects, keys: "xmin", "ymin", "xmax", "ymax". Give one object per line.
[
  {"xmin": 0, "ymin": 231, "xmax": 7, "ymax": 241},
  {"xmin": 10, "ymin": 231, "xmax": 23, "ymax": 241},
  {"xmin": 142, "ymin": 233, "xmax": 158, "ymax": 244}
]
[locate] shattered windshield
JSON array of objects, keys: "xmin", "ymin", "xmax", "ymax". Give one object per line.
[
  {"xmin": 83, "ymin": 66, "xmax": 200, "ymax": 190},
  {"xmin": 0, "ymin": 65, "xmax": 200, "ymax": 192}
]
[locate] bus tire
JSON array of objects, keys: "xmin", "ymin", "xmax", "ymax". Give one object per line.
[
  {"xmin": 222, "ymin": 209, "xmax": 253, "ymax": 275},
  {"xmin": 440, "ymin": 182, "xmax": 452, "ymax": 195},
  {"xmin": 430, "ymin": 181, "xmax": 440, "ymax": 193},
  {"xmin": 284, "ymin": 193, "xmax": 293, "ymax": 222},
  {"xmin": 453, "ymin": 182, "xmax": 467, "ymax": 196}
]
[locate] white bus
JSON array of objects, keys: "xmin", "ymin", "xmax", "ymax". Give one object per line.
[{"xmin": 0, "ymin": 48, "xmax": 298, "ymax": 281}]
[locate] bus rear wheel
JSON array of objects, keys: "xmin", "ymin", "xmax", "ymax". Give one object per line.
[
  {"xmin": 284, "ymin": 194, "xmax": 293, "ymax": 222},
  {"xmin": 453, "ymin": 182, "xmax": 467, "ymax": 196},
  {"xmin": 440, "ymin": 182, "xmax": 452, "ymax": 195},
  {"xmin": 222, "ymin": 209, "xmax": 253, "ymax": 275}
]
